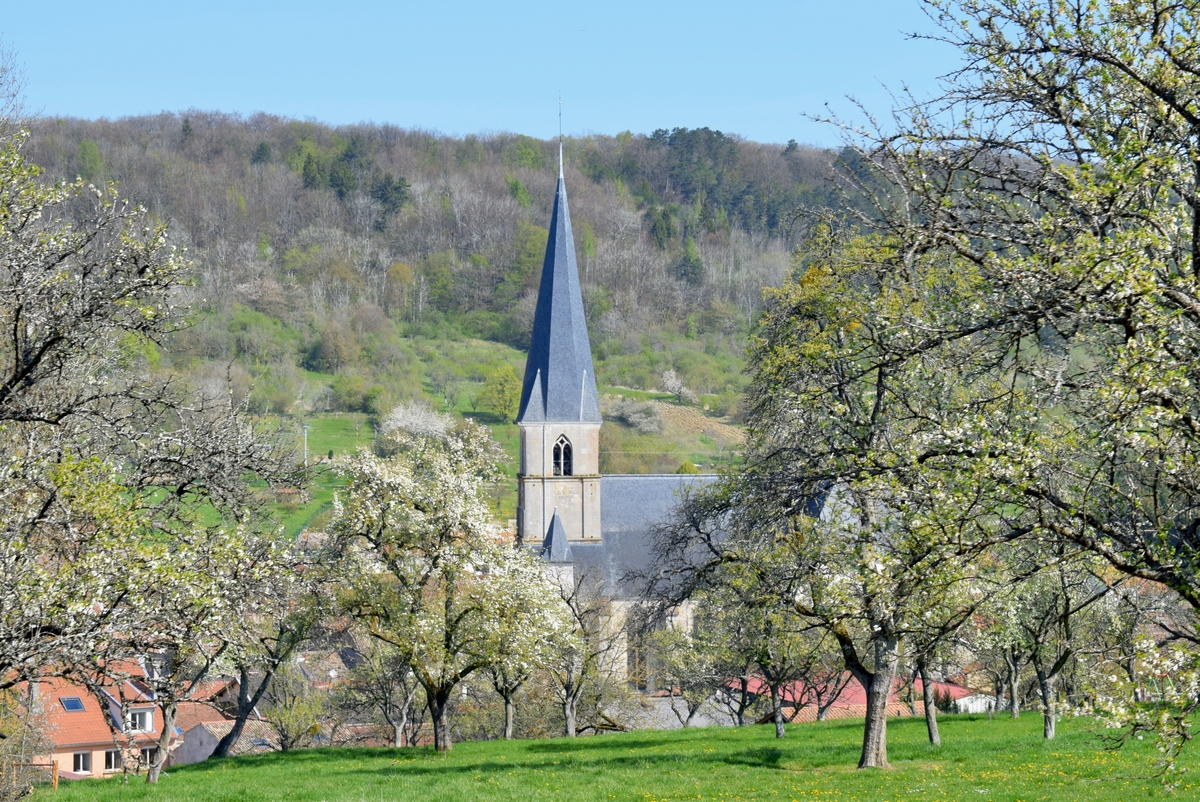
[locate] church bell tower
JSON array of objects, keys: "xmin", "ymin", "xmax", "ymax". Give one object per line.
[{"xmin": 516, "ymin": 148, "xmax": 602, "ymax": 546}]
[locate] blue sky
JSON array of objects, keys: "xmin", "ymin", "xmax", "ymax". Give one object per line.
[{"xmin": 5, "ymin": 1, "xmax": 959, "ymax": 146}]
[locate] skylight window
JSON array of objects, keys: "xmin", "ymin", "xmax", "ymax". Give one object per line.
[{"xmin": 60, "ymin": 697, "xmax": 85, "ymax": 712}]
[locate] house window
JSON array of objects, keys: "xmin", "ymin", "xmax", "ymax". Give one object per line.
[
  {"xmin": 60, "ymin": 696, "xmax": 85, "ymax": 712},
  {"xmin": 73, "ymin": 752, "xmax": 91, "ymax": 774},
  {"xmin": 553, "ymin": 435, "xmax": 573, "ymax": 476},
  {"xmin": 128, "ymin": 710, "xmax": 152, "ymax": 732},
  {"xmin": 104, "ymin": 750, "xmax": 122, "ymax": 771},
  {"xmin": 140, "ymin": 747, "xmax": 158, "ymax": 767}
]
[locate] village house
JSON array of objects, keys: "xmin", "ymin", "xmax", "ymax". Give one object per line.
[
  {"xmin": 172, "ymin": 720, "xmax": 279, "ymax": 765},
  {"xmin": 23, "ymin": 668, "xmax": 270, "ymax": 777},
  {"xmin": 27, "ymin": 673, "xmax": 172, "ymax": 779}
]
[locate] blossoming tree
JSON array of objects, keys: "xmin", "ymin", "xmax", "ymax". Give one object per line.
[{"xmin": 332, "ymin": 421, "xmax": 571, "ymax": 752}]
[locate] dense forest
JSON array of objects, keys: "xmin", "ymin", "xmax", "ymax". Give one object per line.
[{"xmin": 23, "ymin": 113, "xmax": 842, "ymax": 424}]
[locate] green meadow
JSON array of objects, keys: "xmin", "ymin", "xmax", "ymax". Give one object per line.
[{"xmin": 41, "ymin": 714, "xmax": 1197, "ymax": 802}]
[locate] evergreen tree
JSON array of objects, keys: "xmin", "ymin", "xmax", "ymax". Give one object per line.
[
  {"xmin": 675, "ymin": 237, "xmax": 704, "ymax": 285},
  {"xmin": 301, "ymin": 153, "xmax": 327, "ymax": 189}
]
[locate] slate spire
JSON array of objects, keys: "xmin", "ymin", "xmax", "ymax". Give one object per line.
[
  {"xmin": 516, "ymin": 147, "xmax": 602, "ymax": 423},
  {"xmin": 541, "ymin": 508, "xmax": 574, "ymax": 563}
]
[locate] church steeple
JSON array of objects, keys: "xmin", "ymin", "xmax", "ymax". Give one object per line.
[{"xmin": 516, "ymin": 148, "xmax": 601, "ymax": 423}]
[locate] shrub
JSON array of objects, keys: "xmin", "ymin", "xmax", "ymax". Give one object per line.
[{"xmin": 609, "ymin": 399, "xmax": 664, "ymax": 435}]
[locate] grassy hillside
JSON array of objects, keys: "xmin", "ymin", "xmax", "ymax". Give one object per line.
[{"xmin": 40, "ymin": 715, "xmax": 1197, "ymax": 801}]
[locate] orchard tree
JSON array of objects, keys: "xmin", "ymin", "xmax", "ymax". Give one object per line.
[
  {"xmin": 810, "ymin": 0, "xmax": 1200, "ymax": 767},
  {"xmin": 0, "ymin": 684, "xmax": 46, "ymax": 802},
  {"xmin": 853, "ymin": 0, "xmax": 1200, "ymax": 633},
  {"xmin": 0, "ymin": 126, "xmax": 293, "ymax": 701},
  {"xmin": 331, "ymin": 421, "xmax": 570, "ymax": 752},
  {"xmin": 476, "ymin": 365, "xmax": 521, "ymax": 423},
  {"xmin": 649, "ymin": 228, "xmax": 1020, "ymax": 768},
  {"xmin": 546, "ymin": 573, "xmax": 626, "ymax": 738},
  {"xmin": 336, "ymin": 640, "xmax": 424, "ymax": 748},
  {"xmin": 210, "ymin": 580, "xmax": 324, "ymax": 759},
  {"xmin": 645, "ymin": 622, "xmax": 719, "ymax": 728},
  {"xmin": 681, "ymin": 556, "xmax": 831, "ymax": 739},
  {"xmin": 0, "ymin": 97, "xmax": 292, "ymax": 788},
  {"xmin": 262, "ymin": 660, "xmax": 327, "ymax": 751},
  {"xmin": 55, "ymin": 456, "xmax": 295, "ymax": 784},
  {"xmin": 482, "ymin": 547, "xmax": 574, "ymax": 741}
]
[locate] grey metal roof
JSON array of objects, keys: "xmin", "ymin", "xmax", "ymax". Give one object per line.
[
  {"xmin": 541, "ymin": 509, "xmax": 574, "ymax": 563},
  {"xmin": 565, "ymin": 474, "xmax": 717, "ymax": 595},
  {"xmin": 516, "ymin": 153, "xmax": 601, "ymax": 424}
]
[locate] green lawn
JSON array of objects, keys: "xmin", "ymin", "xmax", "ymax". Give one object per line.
[{"xmin": 41, "ymin": 714, "xmax": 1197, "ymax": 801}]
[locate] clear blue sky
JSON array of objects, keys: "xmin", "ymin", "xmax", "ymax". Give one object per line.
[{"xmin": 4, "ymin": 1, "xmax": 958, "ymax": 147}]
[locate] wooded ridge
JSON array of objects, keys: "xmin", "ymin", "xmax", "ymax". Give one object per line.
[{"xmin": 23, "ymin": 114, "xmax": 845, "ymax": 418}]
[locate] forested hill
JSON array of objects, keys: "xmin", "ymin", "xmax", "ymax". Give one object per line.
[{"xmin": 22, "ymin": 112, "xmax": 842, "ymax": 420}]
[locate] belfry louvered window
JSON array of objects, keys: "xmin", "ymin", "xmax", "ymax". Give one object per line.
[{"xmin": 553, "ymin": 435, "xmax": 573, "ymax": 476}]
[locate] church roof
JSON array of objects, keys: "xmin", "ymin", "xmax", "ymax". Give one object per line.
[
  {"xmin": 564, "ymin": 474, "xmax": 718, "ymax": 594},
  {"xmin": 517, "ymin": 150, "xmax": 602, "ymax": 424},
  {"xmin": 541, "ymin": 508, "xmax": 574, "ymax": 563}
]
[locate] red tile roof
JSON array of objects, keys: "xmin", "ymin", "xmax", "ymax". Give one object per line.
[
  {"xmin": 30, "ymin": 676, "xmax": 162, "ymax": 750},
  {"xmin": 175, "ymin": 701, "xmax": 232, "ymax": 732}
]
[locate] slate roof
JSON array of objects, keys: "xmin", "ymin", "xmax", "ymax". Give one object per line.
[
  {"xmin": 561, "ymin": 474, "xmax": 717, "ymax": 595},
  {"xmin": 541, "ymin": 509, "xmax": 574, "ymax": 563},
  {"xmin": 517, "ymin": 150, "xmax": 601, "ymax": 424}
]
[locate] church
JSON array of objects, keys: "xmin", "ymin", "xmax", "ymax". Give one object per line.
[{"xmin": 515, "ymin": 150, "xmax": 714, "ymax": 591}]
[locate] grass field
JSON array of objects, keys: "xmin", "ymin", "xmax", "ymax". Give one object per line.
[
  {"xmin": 40, "ymin": 714, "xmax": 1198, "ymax": 801},
  {"xmin": 271, "ymin": 414, "xmax": 376, "ymax": 537}
]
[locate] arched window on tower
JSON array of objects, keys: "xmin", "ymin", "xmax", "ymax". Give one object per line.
[{"xmin": 553, "ymin": 435, "xmax": 573, "ymax": 476}]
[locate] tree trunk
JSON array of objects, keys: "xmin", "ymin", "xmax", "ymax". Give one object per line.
[
  {"xmin": 918, "ymin": 659, "xmax": 940, "ymax": 747},
  {"xmin": 503, "ymin": 692, "xmax": 515, "ymax": 740},
  {"xmin": 858, "ymin": 654, "xmax": 897, "ymax": 769},
  {"xmin": 430, "ymin": 689, "xmax": 453, "ymax": 753},
  {"xmin": 736, "ymin": 678, "xmax": 750, "ymax": 726},
  {"xmin": 213, "ymin": 665, "xmax": 276, "ymax": 759},
  {"xmin": 146, "ymin": 700, "xmax": 176, "ymax": 784},
  {"xmin": 1005, "ymin": 651, "xmax": 1020, "ymax": 719},
  {"xmin": 1035, "ymin": 667, "xmax": 1055, "ymax": 740},
  {"xmin": 394, "ymin": 722, "xmax": 404, "ymax": 748},
  {"xmin": 769, "ymin": 684, "xmax": 785, "ymax": 739},
  {"xmin": 404, "ymin": 706, "xmax": 423, "ymax": 748},
  {"xmin": 563, "ymin": 692, "xmax": 578, "ymax": 738}
]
